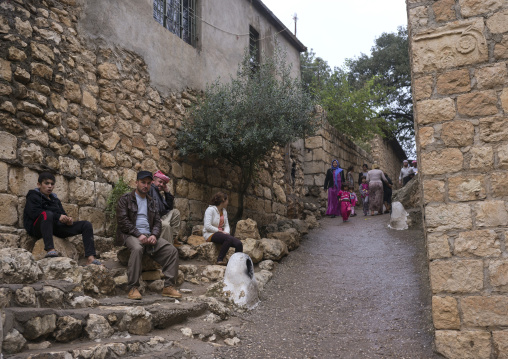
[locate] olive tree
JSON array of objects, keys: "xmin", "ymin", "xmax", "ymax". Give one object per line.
[{"xmin": 177, "ymin": 47, "xmax": 316, "ymax": 223}]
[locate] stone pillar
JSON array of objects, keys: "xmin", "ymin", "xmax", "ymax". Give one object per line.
[{"xmin": 408, "ymin": 1, "xmax": 508, "ymax": 357}]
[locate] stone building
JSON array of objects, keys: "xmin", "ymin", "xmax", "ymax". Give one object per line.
[{"xmin": 408, "ymin": 0, "xmax": 508, "ymax": 357}]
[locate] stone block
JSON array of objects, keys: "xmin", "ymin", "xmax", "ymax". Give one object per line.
[
  {"xmin": 475, "ymin": 201, "xmax": 508, "ymax": 227},
  {"xmin": 174, "ymin": 197, "xmax": 189, "ymax": 221},
  {"xmin": 19, "ymin": 142, "xmax": 43, "ymax": 165},
  {"xmin": 436, "ymin": 69, "xmax": 470, "ymax": 95},
  {"xmin": 457, "ymin": 91, "xmax": 498, "ymax": 117},
  {"xmin": 312, "ymin": 148, "xmax": 327, "ymax": 162},
  {"xmin": 441, "ymin": 120, "xmax": 474, "ymax": 147},
  {"xmin": 435, "ymin": 330, "xmax": 491, "ymax": 359},
  {"xmin": 480, "ymin": 116, "xmax": 508, "ymax": 143},
  {"xmin": 305, "ymin": 136, "xmax": 323, "ymax": 149},
  {"xmin": 416, "ymin": 98, "xmax": 455, "ymax": 125},
  {"xmin": 235, "ymin": 218, "xmax": 261, "ymax": 241},
  {"xmin": 0, "ymin": 131, "xmax": 17, "ymax": 160},
  {"xmin": 418, "ymin": 126, "xmax": 435, "ymax": 149},
  {"xmin": 24, "ymin": 314, "xmax": 57, "ymax": 340},
  {"xmin": 95, "ymin": 182, "xmax": 112, "ymax": 210},
  {"xmin": 491, "ymin": 172, "xmax": 508, "ymax": 197},
  {"xmin": 62, "ymin": 203, "xmax": 78, "ymax": 220},
  {"xmin": 260, "ymin": 238, "xmax": 288, "ymax": 261},
  {"xmin": 241, "ymin": 238, "xmax": 263, "ymax": 263},
  {"xmin": 69, "ymin": 178, "xmax": 96, "ymax": 206},
  {"xmin": 97, "ymin": 63, "xmax": 120, "ymax": 80},
  {"xmin": 489, "ymin": 260, "xmax": 508, "ymax": 289},
  {"xmin": 421, "ymin": 148, "xmax": 463, "ymax": 175},
  {"xmin": 423, "ymin": 180, "xmax": 445, "ymax": 204},
  {"xmin": 79, "ymin": 207, "xmax": 105, "ymax": 235},
  {"xmin": 0, "ymin": 194, "xmax": 19, "ymax": 226},
  {"xmin": 455, "ymin": 230, "xmax": 500, "ymax": 257},
  {"xmin": 102, "ymin": 132, "xmax": 120, "ymax": 151},
  {"xmin": 493, "ymin": 331, "xmax": 508, "ymax": 358},
  {"xmin": 498, "ymin": 144, "xmax": 508, "ymax": 169},
  {"xmin": 476, "ymin": 63, "xmax": 507, "ymax": 89},
  {"xmin": 304, "ymin": 161, "xmax": 325, "ymax": 175},
  {"xmin": 459, "ymin": 0, "xmax": 504, "ymax": 17},
  {"xmin": 409, "ymin": 6, "xmax": 428, "ymax": 31},
  {"xmin": 448, "ymin": 175, "xmax": 485, "ymax": 202},
  {"xmin": 0, "ymin": 58, "xmax": 12, "ymax": 81},
  {"xmin": 462, "ymin": 296, "xmax": 508, "ymax": 326},
  {"xmin": 495, "ymin": 36, "xmax": 508, "ymax": 60},
  {"xmin": 412, "ymin": 19, "xmax": 488, "ymax": 73},
  {"xmin": 487, "ymin": 9, "xmax": 508, "ymax": 34},
  {"xmin": 427, "ymin": 233, "xmax": 451, "ymax": 259},
  {"xmin": 432, "ymin": 296, "xmax": 460, "ymax": 329},
  {"xmin": 413, "ymin": 75, "xmax": 433, "ymax": 100},
  {"xmin": 429, "ymin": 259, "xmax": 483, "ymax": 293},
  {"xmin": 59, "ymin": 157, "xmax": 81, "ymax": 177},
  {"xmin": 0, "ymin": 161, "xmax": 8, "ymax": 192},
  {"xmin": 469, "ymin": 146, "xmax": 493, "ymax": 170},
  {"xmin": 432, "ymin": 0, "xmax": 456, "ymax": 22},
  {"xmin": 32, "ymin": 237, "xmax": 79, "ymax": 261}
]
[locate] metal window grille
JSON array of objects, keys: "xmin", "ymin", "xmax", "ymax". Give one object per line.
[
  {"xmin": 153, "ymin": 0, "xmax": 197, "ymax": 47},
  {"xmin": 249, "ymin": 26, "xmax": 260, "ymax": 72}
]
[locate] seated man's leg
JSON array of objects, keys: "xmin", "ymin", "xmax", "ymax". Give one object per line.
[
  {"xmin": 124, "ymin": 235, "xmax": 144, "ymax": 289},
  {"xmin": 53, "ymin": 220, "xmax": 97, "ymax": 258},
  {"xmin": 169, "ymin": 209, "xmax": 181, "ymax": 237},
  {"xmin": 159, "ymin": 212, "xmax": 174, "ymax": 244},
  {"xmin": 152, "ymin": 238, "xmax": 179, "ymax": 289},
  {"xmin": 33, "ymin": 211, "xmax": 56, "ymax": 252}
]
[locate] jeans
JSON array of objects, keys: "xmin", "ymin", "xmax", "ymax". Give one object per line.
[{"xmin": 210, "ymin": 232, "xmax": 243, "ymax": 261}]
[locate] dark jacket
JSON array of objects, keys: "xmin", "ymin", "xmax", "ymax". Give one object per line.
[
  {"xmin": 23, "ymin": 189, "xmax": 66, "ymax": 235},
  {"xmin": 324, "ymin": 168, "xmax": 345, "ymax": 190},
  {"xmin": 115, "ymin": 190, "xmax": 161, "ymax": 246},
  {"xmin": 148, "ymin": 184, "xmax": 174, "ymax": 217},
  {"xmin": 383, "ymin": 174, "xmax": 393, "ymax": 203}
]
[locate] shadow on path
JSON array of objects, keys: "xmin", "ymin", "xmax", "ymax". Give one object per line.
[{"xmin": 217, "ymin": 215, "xmax": 444, "ymax": 358}]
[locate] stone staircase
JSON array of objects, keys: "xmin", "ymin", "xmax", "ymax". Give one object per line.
[{"xmin": 1, "ymin": 218, "xmax": 317, "ymax": 358}]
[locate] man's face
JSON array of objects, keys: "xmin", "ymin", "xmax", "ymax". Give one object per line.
[
  {"xmin": 153, "ymin": 177, "xmax": 166, "ymax": 191},
  {"xmin": 136, "ymin": 178, "xmax": 152, "ymax": 195},
  {"xmin": 37, "ymin": 179, "xmax": 55, "ymax": 196},
  {"xmin": 362, "ymin": 165, "xmax": 367, "ymax": 171},
  {"xmin": 403, "ymin": 162, "xmax": 408, "ymax": 167}
]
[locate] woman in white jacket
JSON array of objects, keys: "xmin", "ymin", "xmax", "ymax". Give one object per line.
[{"xmin": 203, "ymin": 192, "xmax": 243, "ymax": 265}]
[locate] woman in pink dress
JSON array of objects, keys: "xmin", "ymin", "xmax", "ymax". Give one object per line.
[{"xmin": 324, "ymin": 159, "xmax": 345, "ymax": 218}]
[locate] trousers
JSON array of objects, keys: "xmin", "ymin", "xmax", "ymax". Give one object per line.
[
  {"xmin": 125, "ymin": 235, "xmax": 179, "ymax": 289},
  {"xmin": 210, "ymin": 232, "xmax": 243, "ymax": 261},
  {"xmin": 33, "ymin": 211, "xmax": 96, "ymax": 257},
  {"xmin": 160, "ymin": 209, "xmax": 181, "ymax": 244}
]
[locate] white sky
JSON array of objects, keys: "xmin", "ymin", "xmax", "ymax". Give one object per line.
[{"xmin": 261, "ymin": 0, "xmax": 408, "ymax": 69}]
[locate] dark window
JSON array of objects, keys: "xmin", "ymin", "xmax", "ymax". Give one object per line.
[
  {"xmin": 153, "ymin": 0, "xmax": 197, "ymax": 47},
  {"xmin": 249, "ymin": 26, "xmax": 260, "ymax": 72}
]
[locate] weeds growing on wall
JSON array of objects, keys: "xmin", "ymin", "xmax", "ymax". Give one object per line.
[{"xmin": 105, "ymin": 178, "xmax": 131, "ymax": 236}]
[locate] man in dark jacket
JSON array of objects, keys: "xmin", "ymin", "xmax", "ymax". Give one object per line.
[
  {"xmin": 149, "ymin": 170, "xmax": 181, "ymax": 246},
  {"xmin": 23, "ymin": 171, "xmax": 100, "ymax": 265},
  {"xmin": 116, "ymin": 170, "xmax": 181, "ymax": 300}
]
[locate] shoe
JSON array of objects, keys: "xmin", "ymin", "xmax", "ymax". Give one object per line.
[
  {"xmin": 45, "ymin": 249, "xmax": 60, "ymax": 258},
  {"xmin": 331, "ymin": 215, "xmax": 336, "ymax": 218},
  {"xmin": 128, "ymin": 288, "xmax": 142, "ymax": 300},
  {"xmin": 216, "ymin": 260, "xmax": 227, "ymax": 266},
  {"xmin": 173, "ymin": 239, "xmax": 182, "ymax": 247},
  {"xmin": 162, "ymin": 286, "xmax": 182, "ymax": 298}
]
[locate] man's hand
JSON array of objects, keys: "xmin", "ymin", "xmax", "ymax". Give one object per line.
[
  {"xmin": 163, "ymin": 183, "xmax": 169, "ymax": 193},
  {"xmin": 138, "ymin": 234, "xmax": 148, "ymax": 244},
  {"xmin": 147, "ymin": 235, "xmax": 157, "ymax": 245},
  {"xmin": 59, "ymin": 215, "xmax": 73, "ymax": 225}
]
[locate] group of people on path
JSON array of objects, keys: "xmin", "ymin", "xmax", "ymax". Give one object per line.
[
  {"xmin": 325, "ymin": 160, "xmax": 417, "ymax": 221},
  {"xmin": 23, "ymin": 170, "xmax": 243, "ymax": 301}
]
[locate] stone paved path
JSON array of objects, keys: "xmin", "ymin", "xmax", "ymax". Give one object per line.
[{"xmin": 216, "ymin": 215, "xmax": 443, "ymax": 358}]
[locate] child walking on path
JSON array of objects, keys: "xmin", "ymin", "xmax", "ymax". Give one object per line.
[
  {"xmin": 349, "ymin": 190, "xmax": 358, "ymax": 217},
  {"xmin": 360, "ymin": 176, "xmax": 369, "ymax": 216},
  {"xmin": 338, "ymin": 184, "xmax": 352, "ymax": 222}
]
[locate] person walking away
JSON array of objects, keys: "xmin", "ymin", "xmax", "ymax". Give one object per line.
[
  {"xmin": 359, "ymin": 176, "xmax": 369, "ymax": 216},
  {"xmin": 116, "ymin": 171, "xmax": 182, "ymax": 300},
  {"xmin": 346, "ymin": 166, "xmax": 354, "ymax": 189},
  {"xmin": 324, "ymin": 159, "xmax": 345, "ymax": 218},
  {"xmin": 338, "ymin": 184, "xmax": 352, "ymax": 222},
  {"xmin": 399, "ymin": 160, "xmax": 414, "ymax": 187},
  {"xmin": 367, "ymin": 164, "xmax": 388, "ymax": 215},
  {"xmin": 23, "ymin": 171, "xmax": 101, "ymax": 265},
  {"xmin": 382, "ymin": 172, "xmax": 393, "ymax": 214},
  {"xmin": 203, "ymin": 192, "xmax": 243, "ymax": 265},
  {"xmin": 358, "ymin": 164, "xmax": 369, "ymax": 187}
]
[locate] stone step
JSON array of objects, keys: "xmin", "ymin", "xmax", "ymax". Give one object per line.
[
  {"xmin": 4, "ymin": 333, "xmax": 183, "ymax": 359},
  {"xmin": 2, "ymin": 298, "xmax": 208, "ymax": 355}
]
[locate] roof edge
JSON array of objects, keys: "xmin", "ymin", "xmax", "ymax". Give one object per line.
[{"xmin": 251, "ymin": 0, "xmax": 307, "ymax": 53}]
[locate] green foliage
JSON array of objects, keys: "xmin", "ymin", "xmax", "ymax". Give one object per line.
[
  {"xmin": 178, "ymin": 46, "xmax": 316, "ymax": 222},
  {"xmin": 105, "ymin": 178, "xmax": 131, "ymax": 235},
  {"xmin": 348, "ymin": 26, "xmax": 413, "ymax": 155}
]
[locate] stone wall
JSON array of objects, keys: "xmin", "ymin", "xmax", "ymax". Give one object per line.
[
  {"xmin": 408, "ymin": 0, "xmax": 508, "ymax": 357},
  {"xmin": 0, "ymin": 0, "xmax": 304, "ymax": 248},
  {"xmin": 370, "ymin": 135, "xmax": 406, "ymax": 189}
]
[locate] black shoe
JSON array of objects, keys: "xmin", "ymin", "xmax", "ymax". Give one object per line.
[{"xmin": 331, "ymin": 215, "xmax": 336, "ymax": 218}]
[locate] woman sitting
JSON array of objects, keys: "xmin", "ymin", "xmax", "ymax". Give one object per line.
[{"xmin": 203, "ymin": 192, "xmax": 243, "ymax": 265}]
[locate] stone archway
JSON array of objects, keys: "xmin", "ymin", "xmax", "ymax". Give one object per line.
[{"xmin": 408, "ymin": 1, "xmax": 508, "ymax": 357}]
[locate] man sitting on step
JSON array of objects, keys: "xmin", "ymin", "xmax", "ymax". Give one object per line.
[
  {"xmin": 116, "ymin": 170, "xmax": 182, "ymax": 300},
  {"xmin": 23, "ymin": 171, "xmax": 101, "ymax": 265},
  {"xmin": 149, "ymin": 170, "xmax": 182, "ymax": 247}
]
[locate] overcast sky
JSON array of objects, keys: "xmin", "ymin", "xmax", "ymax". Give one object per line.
[{"xmin": 261, "ymin": 0, "xmax": 408, "ymax": 69}]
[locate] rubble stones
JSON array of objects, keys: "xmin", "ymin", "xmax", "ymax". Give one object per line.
[
  {"xmin": 241, "ymin": 238, "xmax": 263, "ymax": 263},
  {"xmin": 32, "ymin": 237, "xmax": 79, "ymax": 261},
  {"xmin": 235, "ymin": 219, "xmax": 261, "ymax": 240},
  {"xmin": 38, "ymin": 257, "xmax": 83, "ymax": 284},
  {"xmin": 24, "ymin": 314, "xmax": 57, "ymax": 340},
  {"xmin": 0, "ymin": 248, "xmax": 42, "ymax": 284},
  {"xmin": 54, "ymin": 316, "xmax": 83, "ymax": 342},
  {"xmin": 2, "ymin": 329, "xmax": 26, "ymax": 354},
  {"xmin": 260, "ymin": 238, "xmax": 288, "ymax": 261},
  {"xmin": 84, "ymin": 314, "xmax": 114, "ymax": 340}
]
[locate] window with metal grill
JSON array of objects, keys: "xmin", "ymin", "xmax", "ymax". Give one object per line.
[
  {"xmin": 249, "ymin": 26, "xmax": 260, "ymax": 72},
  {"xmin": 153, "ymin": 0, "xmax": 197, "ymax": 47}
]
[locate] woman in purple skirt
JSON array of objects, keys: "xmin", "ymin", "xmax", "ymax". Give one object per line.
[{"xmin": 324, "ymin": 159, "xmax": 345, "ymax": 218}]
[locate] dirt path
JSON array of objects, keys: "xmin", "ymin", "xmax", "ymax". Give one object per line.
[{"xmin": 215, "ymin": 215, "xmax": 443, "ymax": 358}]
